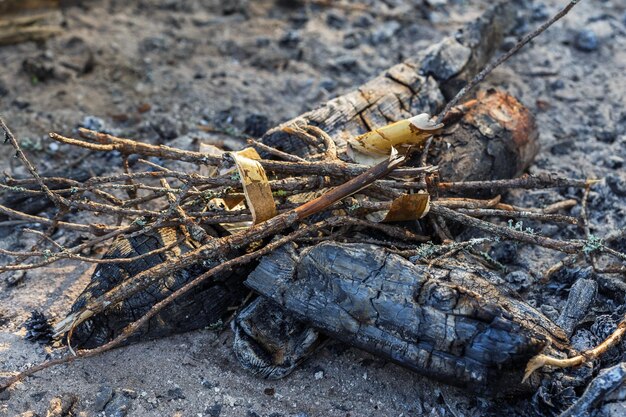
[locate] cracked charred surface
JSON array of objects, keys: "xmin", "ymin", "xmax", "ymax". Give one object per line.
[
  {"xmin": 232, "ymin": 297, "xmax": 321, "ymax": 380},
  {"xmin": 244, "ymin": 242, "xmax": 572, "ymax": 396},
  {"xmin": 68, "ymin": 227, "xmax": 249, "ymax": 348}
]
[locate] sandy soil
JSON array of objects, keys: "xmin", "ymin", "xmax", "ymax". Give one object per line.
[{"xmin": 0, "ymin": 0, "xmax": 625, "ymax": 416}]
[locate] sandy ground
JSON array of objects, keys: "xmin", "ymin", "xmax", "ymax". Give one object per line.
[{"xmin": 1, "ymin": 0, "xmax": 625, "ymax": 416}]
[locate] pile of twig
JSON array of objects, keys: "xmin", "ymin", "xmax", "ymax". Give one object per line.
[{"xmin": 1, "ymin": 0, "xmax": 625, "ymax": 395}]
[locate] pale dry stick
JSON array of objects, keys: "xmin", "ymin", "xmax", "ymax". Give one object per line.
[
  {"xmin": 160, "ymin": 177, "xmax": 209, "ymax": 244},
  {"xmin": 489, "ymin": 199, "xmax": 579, "ymax": 215},
  {"xmin": 135, "ymin": 157, "xmax": 220, "ymax": 229},
  {"xmin": 436, "ymin": 205, "xmax": 626, "ymax": 275},
  {"xmin": 1, "ymin": 120, "xmax": 68, "ymax": 209},
  {"xmin": 581, "ymin": 184, "xmax": 592, "ymax": 239},
  {"xmin": 247, "ymin": 138, "xmax": 307, "ymax": 162},
  {"xmin": 8, "ymin": 168, "xmax": 237, "ymax": 189},
  {"xmin": 429, "ymin": 205, "xmax": 583, "ymax": 254},
  {"xmin": 51, "ymin": 153, "xmax": 406, "ymax": 338},
  {"xmin": 124, "ymin": 181, "xmax": 192, "ymax": 239},
  {"xmin": 0, "ymin": 203, "xmax": 113, "ymax": 234},
  {"xmin": 59, "ymin": 130, "xmax": 433, "ymax": 178},
  {"xmin": 331, "ymin": 216, "xmax": 430, "ymax": 243},
  {"xmin": 66, "ymin": 198, "xmax": 161, "ymax": 218},
  {"xmin": 543, "ymin": 253, "xmax": 578, "ymax": 282},
  {"xmin": 435, "ymin": 195, "xmax": 501, "ymax": 209},
  {"xmin": 543, "ymin": 193, "xmax": 607, "ymax": 281},
  {"xmin": 5, "ymin": 166, "xmax": 591, "ymax": 196},
  {"xmin": 0, "ymin": 208, "xmax": 185, "ymax": 272},
  {"xmin": 438, "ymin": 0, "xmax": 582, "ymax": 123},
  {"xmin": 455, "ymin": 208, "xmax": 579, "ymax": 225},
  {"xmin": 393, "ymin": 237, "xmax": 493, "ymax": 260},
  {"xmin": 429, "ymin": 215, "xmax": 451, "ymax": 243},
  {"xmin": 396, "ymin": 173, "xmax": 597, "ymax": 192},
  {"xmin": 0, "ymin": 216, "xmax": 349, "ymax": 391},
  {"xmin": 428, "ymin": 247, "xmax": 464, "ymax": 268},
  {"xmin": 281, "ymin": 125, "xmax": 338, "ymax": 161},
  {"xmin": 524, "ymin": 319, "xmax": 626, "ymax": 382},
  {"xmin": 0, "ymin": 237, "xmax": 185, "ymax": 268},
  {"xmin": 542, "ymin": 199, "xmax": 578, "ymax": 214}
]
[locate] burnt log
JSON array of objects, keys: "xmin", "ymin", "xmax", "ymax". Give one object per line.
[
  {"xmin": 68, "ymin": 227, "xmax": 249, "ymax": 348},
  {"xmin": 259, "ymin": 1, "xmax": 538, "ymax": 184},
  {"xmin": 242, "ymin": 242, "xmax": 572, "ymax": 396}
]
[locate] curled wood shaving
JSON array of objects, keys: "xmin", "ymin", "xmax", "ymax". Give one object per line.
[
  {"xmin": 230, "ymin": 148, "xmax": 277, "ymax": 224},
  {"xmin": 383, "ymin": 192, "xmax": 430, "ymax": 222},
  {"xmin": 364, "ymin": 192, "xmax": 430, "ymax": 223},
  {"xmin": 347, "ymin": 114, "xmax": 443, "ymax": 165}
]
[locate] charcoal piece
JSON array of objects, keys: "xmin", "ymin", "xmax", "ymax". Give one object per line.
[
  {"xmin": 244, "ymin": 114, "xmax": 270, "ymax": 138},
  {"xmin": 93, "ymin": 385, "xmax": 114, "ymax": 412},
  {"xmin": 233, "ymin": 297, "xmax": 321, "ymax": 379},
  {"xmin": 68, "ymin": 227, "xmax": 249, "ymax": 348},
  {"xmin": 245, "ymin": 242, "xmax": 571, "ymax": 396},
  {"xmin": 556, "ymin": 279, "xmax": 598, "ymax": 337},
  {"xmin": 560, "ymin": 363, "xmax": 626, "ymax": 417}
]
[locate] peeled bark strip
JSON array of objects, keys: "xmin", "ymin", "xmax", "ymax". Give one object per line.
[
  {"xmin": 244, "ymin": 242, "xmax": 571, "ymax": 396},
  {"xmin": 230, "ymin": 148, "xmax": 277, "ymax": 224}
]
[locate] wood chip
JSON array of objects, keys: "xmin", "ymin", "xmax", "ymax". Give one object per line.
[{"xmin": 230, "ymin": 148, "xmax": 277, "ymax": 224}]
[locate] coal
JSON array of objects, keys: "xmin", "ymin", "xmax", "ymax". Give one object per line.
[
  {"xmin": 560, "ymin": 363, "xmax": 626, "ymax": 417},
  {"xmin": 93, "ymin": 385, "xmax": 114, "ymax": 412},
  {"xmin": 244, "ymin": 114, "xmax": 270, "ymax": 138},
  {"xmin": 574, "ymin": 29, "xmax": 599, "ymax": 52},
  {"xmin": 556, "ymin": 278, "xmax": 598, "ymax": 337}
]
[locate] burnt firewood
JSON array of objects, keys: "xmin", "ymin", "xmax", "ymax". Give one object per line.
[
  {"xmin": 430, "ymin": 89, "xmax": 539, "ymax": 184},
  {"xmin": 556, "ymin": 278, "xmax": 598, "ymax": 338},
  {"xmin": 559, "ymin": 363, "xmax": 626, "ymax": 417},
  {"xmin": 242, "ymin": 242, "xmax": 572, "ymax": 396},
  {"xmin": 232, "ymin": 297, "xmax": 321, "ymax": 380},
  {"xmin": 259, "ymin": 2, "xmax": 532, "ymax": 184},
  {"xmin": 68, "ymin": 227, "xmax": 249, "ymax": 348}
]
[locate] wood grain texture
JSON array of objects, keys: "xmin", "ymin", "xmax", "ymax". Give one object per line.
[{"xmin": 245, "ymin": 242, "xmax": 571, "ymax": 396}]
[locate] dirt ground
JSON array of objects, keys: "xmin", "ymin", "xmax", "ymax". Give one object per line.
[{"xmin": 1, "ymin": 0, "xmax": 625, "ymax": 416}]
